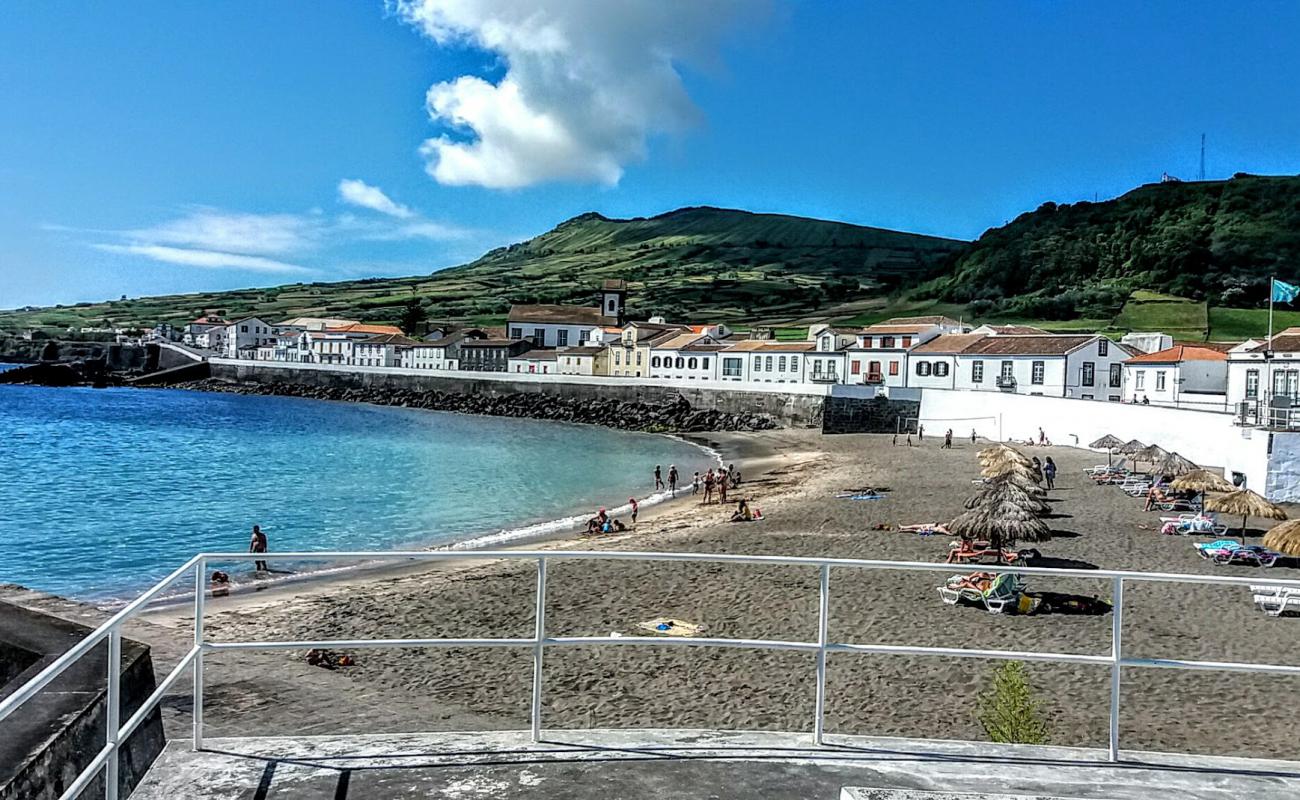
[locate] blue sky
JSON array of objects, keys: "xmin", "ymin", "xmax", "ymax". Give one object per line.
[{"xmin": 3, "ymin": 1, "xmax": 1299, "ymax": 308}]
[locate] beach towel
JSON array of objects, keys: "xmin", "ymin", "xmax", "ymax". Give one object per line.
[{"xmin": 637, "ymin": 617, "xmax": 705, "ymax": 637}]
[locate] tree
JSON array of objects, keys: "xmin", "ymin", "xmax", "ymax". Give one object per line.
[
  {"xmin": 397, "ymin": 299, "xmax": 426, "ymax": 335},
  {"xmin": 977, "ymin": 661, "xmax": 1049, "ymax": 744}
]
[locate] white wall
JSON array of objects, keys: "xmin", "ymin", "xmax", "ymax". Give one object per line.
[
  {"xmin": 1265, "ymin": 432, "xmax": 1300, "ymax": 502},
  {"xmin": 919, "ymin": 388, "xmax": 1272, "ymax": 492},
  {"xmin": 506, "ymin": 322, "xmax": 595, "ymax": 348},
  {"xmin": 650, "ymin": 350, "xmax": 720, "ymax": 382},
  {"xmin": 846, "ymin": 351, "xmax": 907, "ymax": 386}
]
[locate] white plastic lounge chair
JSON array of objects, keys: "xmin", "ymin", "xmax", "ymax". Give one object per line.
[
  {"xmin": 1253, "ymin": 590, "xmax": 1300, "ymax": 617},
  {"xmin": 938, "ymin": 573, "xmax": 1023, "ymax": 614}
]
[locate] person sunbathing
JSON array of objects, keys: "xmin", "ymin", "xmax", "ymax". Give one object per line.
[
  {"xmin": 899, "ymin": 522, "xmax": 951, "ymax": 535},
  {"xmin": 951, "ymin": 571, "xmax": 995, "ymax": 592}
]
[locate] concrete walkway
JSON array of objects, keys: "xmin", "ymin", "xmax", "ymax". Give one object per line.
[{"xmin": 131, "ymin": 729, "xmax": 1300, "ymax": 799}]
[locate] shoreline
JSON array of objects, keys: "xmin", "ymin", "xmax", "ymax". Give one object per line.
[{"xmin": 137, "ymin": 429, "xmax": 786, "ymax": 622}]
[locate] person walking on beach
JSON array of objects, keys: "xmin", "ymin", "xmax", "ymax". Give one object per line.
[
  {"xmin": 942, "ymin": 429, "xmax": 953, "ymax": 449},
  {"xmin": 654, "ymin": 465, "xmax": 664, "ymax": 491},
  {"xmin": 718, "ymin": 470, "xmax": 729, "ymax": 504},
  {"xmin": 970, "ymin": 428, "xmax": 977, "ymax": 444},
  {"xmin": 918, "ymin": 424, "xmax": 925, "ymax": 441},
  {"xmin": 629, "ymin": 497, "xmax": 639, "ymax": 526},
  {"xmin": 692, "ymin": 472, "xmax": 701, "ymax": 495},
  {"xmin": 1043, "ymin": 457, "xmax": 1057, "ymax": 490},
  {"xmin": 703, "ymin": 470, "xmax": 715, "ymax": 504},
  {"xmin": 1038, "ymin": 427, "xmax": 1046, "ymax": 446},
  {"xmin": 668, "ymin": 465, "xmax": 679, "ymax": 496},
  {"xmin": 249, "ymin": 524, "xmax": 268, "ymax": 572}
]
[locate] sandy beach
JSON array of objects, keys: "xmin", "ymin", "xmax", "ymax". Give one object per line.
[{"xmin": 19, "ymin": 428, "xmax": 1300, "ymax": 760}]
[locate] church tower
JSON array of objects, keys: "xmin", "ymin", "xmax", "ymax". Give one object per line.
[{"xmin": 600, "ymin": 279, "xmax": 627, "ymax": 324}]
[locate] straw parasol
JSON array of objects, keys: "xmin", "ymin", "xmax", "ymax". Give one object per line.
[
  {"xmin": 1090, "ymin": 434, "xmax": 1124, "ymax": 466},
  {"xmin": 1134, "ymin": 444, "xmax": 1171, "ymax": 471},
  {"xmin": 964, "ymin": 483, "xmax": 1051, "ymax": 515},
  {"xmin": 1263, "ymin": 520, "xmax": 1300, "ymax": 558},
  {"xmin": 1153, "ymin": 452, "xmax": 1198, "ymax": 477},
  {"xmin": 1205, "ymin": 490, "xmax": 1288, "ymax": 542},
  {"xmin": 1117, "ymin": 439, "xmax": 1146, "ymax": 456},
  {"xmin": 979, "ymin": 445, "xmax": 1032, "ymax": 466},
  {"xmin": 948, "ymin": 504, "xmax": 1052, "ymax": 551},
  {"xmin": 981, "ymin": 461, "xmax": 1042, "ymax": 483},
  {"xmin": 1090, "ymin": 434, "xmax": 1124, "ymax": 450},
  {"xmin": 1170, "ymin": 468, "xmax": 1234, "ymax": 512}
]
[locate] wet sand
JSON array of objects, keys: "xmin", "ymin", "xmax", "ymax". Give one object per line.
[{"xmin": 29, "ymin": 430, "xmax": 1300, "ymax": 758}]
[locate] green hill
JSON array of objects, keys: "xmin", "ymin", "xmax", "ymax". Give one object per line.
[
  {"xmin": 0, "ymin": 207, "xmax": 965, "ymax": 333},
  {"xmin": 925, "ymin": 173, "xmax": 1300, "ymax": 321}
]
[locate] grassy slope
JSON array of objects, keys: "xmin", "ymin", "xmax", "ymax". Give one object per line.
[{"xmin": 0, "ymin": 207, "xmax": 965, "ymax": 333}]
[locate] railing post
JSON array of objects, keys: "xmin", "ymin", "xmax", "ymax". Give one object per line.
[
  {"xmin": 104, "ymin": 628, "xmax": 121, "ymax": 800},
  {"xmin": 530, "ymin": 557, "xmax": 547, "ymax": 742},
  {"xmin": 193, "ymin": 558, "xmax": 206, "ymax": 751},
  {"xmin": 1109, "ymin": 576, "xmax": 1124, "ymax": 762},
  {"xmin": 813, "ymin": 564, "xmax": 830, "ymax": 745}
]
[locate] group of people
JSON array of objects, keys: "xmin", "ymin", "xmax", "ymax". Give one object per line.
[
  {"xmin": 894, "ymin": 426, "xmax": 979, "ymax": 447},
  {"xmin": 1030, "ymin": 455, "xmax": 1058, "ymax": 489},
  {"xmin": 694, "ymin": 464, "xmax": 740, "ymax": 504},
  {"xmin": 653, "ymin": 464, "xmax": 680, "ymax": 495}
]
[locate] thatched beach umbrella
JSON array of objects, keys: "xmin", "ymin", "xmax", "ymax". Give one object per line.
[
  {"xmin": 964, "ymin": 483, "xmax": 1051, "ymax": 515},
  {"xmin": 1117, "ymin": 439, "xmax": 1147, "ymax": 456},
  {"xmin": 1206, "ymin": 490, "xmax": 1288, "ymax": 542},
  {"xmin": 1263, "ymin": 520, "xmax": 1300, "ymax": 558},
  {"xmin": 1134, "ymin": 444, "xmax": 1171, "ymax": 471},
  {"xmin": 979, "ymin": 446, "xmax": 1032, "ymax": 467},
  {"xmin": 1153, "ymin": 452, "xmax": 1198, "ymax": 477},
  {"xmin": 949, "ymin": 504, "xmax": 1052, "ymax": 552},
  {"xmin": 1171, "ymin": 468, "xmax": 1234, "ymax": 512},
  {"xmin": 1090, "ymin": 434, "xmax": 1125, "ymax": 466}
]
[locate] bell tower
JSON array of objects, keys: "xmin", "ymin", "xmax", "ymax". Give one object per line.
[{"xmin": 600, "ymin": 279, "xmax": 627, "ymax": 324}]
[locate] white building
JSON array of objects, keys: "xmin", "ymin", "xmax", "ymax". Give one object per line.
[
  {"xmin": 717, "ymin": 341, "xmax": 815, "ymax": 385},
  {"xmin": 508, "ymin": 350, "xmax": 559, "ymax": 374},
  {"xmin": 506, "ymin": 281, "xmax": 626, "ymax": 348},
  {"xmin": 305, "ymin": 324, "xmax": 404, "ymax": 365},
  {"xmin": 1227, "ymin": 330, "xmax": 1300, "ymax": 425},
  {"xmin": 222, "ymin": 317, "xmax": 290, "ymax": 359},
  {"xmin": 649, "ymin": 333, "xmax": 727, "ymax": 381},
  {"xmin": 909, "ymin": 333, "xmax": 1132, "ymax": 400},
  {"xmin": 183, "ymin": 315, "xmax": 227, "ymax": 347},
  {"xmin": 1122, "ymin": 344, "xmax": 1230, "ymax": 410},
  {"xmin": 352, "ymin": 334, "xmax": 419, "ymax": 368},
  {"xmin": 846, "ymin": 316, "xmax": 968, "ymax": 386},
  {"xmin": 556, "ymin": 346, "xmax": 605, "ymax": 376}
]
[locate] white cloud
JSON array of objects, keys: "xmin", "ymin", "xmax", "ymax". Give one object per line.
[
  {"xmin": 394, "ymin": 0, "xmax": 762, "ymax": 189},
  {"xmin": 93, "ymin": 244, "xmax": 310, "ymax": 274},
  {"xmin": 127, "ymin": 209, "xmax": 319, "ymax": 255},
  {"xmin": 337, "ymin": 179, "xmax": 415, "ymax": 218}
]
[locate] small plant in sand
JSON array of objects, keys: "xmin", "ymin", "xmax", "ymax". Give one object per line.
[{"xmin": 977, "ymin": 660, "xmax": 1049, "ymax": 745}]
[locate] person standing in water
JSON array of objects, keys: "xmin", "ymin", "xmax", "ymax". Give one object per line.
[
  {"xmin": 654, "ymin": 465, "xmax": 664, "ymax": 491},
  {"xmin": 249, "ymin": 524, "xmax": 268, "ymax": 572},
  {"xmin": 629, "ymin": 497, "xmax": 639, "ymax": 526},
  {"xmin": 668, "ymin": 465, "xmax": 678, "ymax": 496}
]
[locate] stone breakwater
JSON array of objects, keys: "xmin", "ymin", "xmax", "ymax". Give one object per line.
[{"xmin": 169, "ymin": 378, "xmax": 780, "ymax": 433}]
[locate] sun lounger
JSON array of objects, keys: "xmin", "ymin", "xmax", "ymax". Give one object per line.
[
  {"xmin": 1159, "ymin": 514, "xmax": 1227, "ymax": 536},
  {"xmin": 938, "ymin": 572, "xmax": 1023, "ymax": 613},
  {"xmin": 1195, "ymin": 540, "xmax": 1280, "ymax": 568},
  {"xmin": 945, "ymin": 540, "xmax": 1021, "ymax": 564},
  {"xmin": 1253, "ymin": 589, "xmax": 1300, "ymax": 617}
]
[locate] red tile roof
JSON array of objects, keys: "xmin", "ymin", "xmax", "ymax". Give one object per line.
[
  {"xmin": 1125, "ymin": 344, "xmax": 1229, "ymax": 364},
  {"xmin": 909, "ymin": 333, "xmax": 988, "ymax": 354}
]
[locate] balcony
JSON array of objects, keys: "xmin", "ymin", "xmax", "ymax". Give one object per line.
[
  {"xmin": 809, "ymin": 372, "xmax": 840, "ymax": 384},
  {"xmin": 863, "ymin": 373, "xmax": 884, "ymax": 385},
  {"xmin": 995, "ymin": 376, "xmax": 1017, "ymax": 390}
]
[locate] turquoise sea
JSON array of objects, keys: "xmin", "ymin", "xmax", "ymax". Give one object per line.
[{"xmin": 0, "ymin": 380, "xmax": 713, "ymax": 601}]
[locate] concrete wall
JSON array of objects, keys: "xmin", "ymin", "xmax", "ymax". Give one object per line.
[
  {"xmin": 211, "ymin": 360, "xmax": 830, "ymax": 427},
  {"xmin": 822, "ymin": 396, "xmax": 920, "ymax": 434},
  {"xmin": 919, "ymin": 388, "xmax": 1273, "ymax": 491},
  {"xmin": 1265, "ymin": 431, "xmax": 1300, "ymax": 502}
]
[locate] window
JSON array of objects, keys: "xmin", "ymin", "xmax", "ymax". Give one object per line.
[
  {"xmin": 765, "ymin": 356, "xmax": 774, "ymax": 372},
  {"xmin": 557, "ymin": 330, "xmax": 569, "ymax": 347},
  {"xmin": 934, "ymin": 362, "xmax": 949, "ymax": 377},
  {"xmin": 888, "ymin": 361, "xmax": 899, "ymax": 376},
  {"xmin": 722, "ymin": 357, "xmax": 742, "ymax": 377},
  {"xmin": 533, "ymin": 328, "xmax": 545, "ymax": 343},
  {"xmin": 688, "ymin": 357, "xmax": 697, "ymax": 369},
  {"xmin": 781, "ymin": 356, "xmax": 789, "ymax": 372},
  {"xmin": 676, "ymin": 357, "xmax": 684, "ymax": 369},
  {"xmin": 971, "ymin": 360, "xmax": 984, "ymax": 384},
  {"xmin": 1156, "ymin": 371, "xmax": 1167, "ymax": 391},
  {"xmin": 901, "ymin": 336, "xmax": 912, "ymax": 348},
  {"xmin": 1082, "ymin": 362, "xmax": 1095, "ymax": 386},
  {"xmin": 510, "ymin": 327, "xmax": 523, "ymax": 339},
  {"xmin": 1135, "ymin": 371, "xmax": 1145, "ymax": 390},
  {"xmin": 868, "ymin": 360, "xmax": 881, "ymax": 377},
  {"xmin": 1032, "ymin": 361, "xmax": 1045, "ymax": 385},
  {"xmin": 614, "ymin": 350, "xmax": 621, "ymax": 365},
  {"xmin": 240, "ymin": 325, "xmax": 248, "ymax": 332},
  {"xmin": 754, "ymin": 356, "xmax": 762, "ymax": 371},
  {"xmin": 1246, "ymin": 368, "xmax": 1260, "ymax": 398},
  {"xmin": 635, "ymin": 352, "xmax": 642, "ymax": 365},
  {"xmin": 651, "ymin": 356, "xmax": 661, "ymax": 368},
  {"xmin": 1109, "ymin": 363, "xmax": 1122, "ymax": 387},
  {"xmin": 916, "ymin": 361, "xmax": 932, "ymax": 376},
  {"xmin": 1001, "ymin": 361, "xmax": 1014, "ymax": 379},
  {"xmin": 881, "ymin": 336, "xmax": 895, "ymax": 348},
  {"xmin": 702, "ymin": 358, "xmax": 709, "ymax": 371},
  {"xmin": 1098, "ymin": 339, "xmax": 1109, "ymax": 356}
]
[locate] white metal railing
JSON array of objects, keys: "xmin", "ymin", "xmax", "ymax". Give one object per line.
[{"xmin": 5, "ymin": 550, "xmax": 1300, "ymax": 799}]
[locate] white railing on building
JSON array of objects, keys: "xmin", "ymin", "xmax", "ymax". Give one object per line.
[{"xmin": 4, "ymin": 550, "xmax": 1300, "ymax": 800}]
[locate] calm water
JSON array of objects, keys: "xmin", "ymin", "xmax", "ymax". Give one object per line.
[{"xmin": 0, "ymin": 384, "xmax": 712, "ymax": 600}]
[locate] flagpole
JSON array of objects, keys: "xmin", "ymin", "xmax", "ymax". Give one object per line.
[{"xmin": 1268, "ymin": 276, "xmax": 1276, "ymax": 426}]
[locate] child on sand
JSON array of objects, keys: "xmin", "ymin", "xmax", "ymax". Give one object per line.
[
  {"xmin": 629, "ymin": 497, "xmax": 639, "ymax": 526},
  {"xmin": 692, "ymin": 472, "xmax": 700, "ymax": 495}
]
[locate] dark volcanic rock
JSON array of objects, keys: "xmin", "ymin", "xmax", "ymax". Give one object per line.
[{"xmin": 166, "ymin": 379, "xmax": 780, "ymax": 434}]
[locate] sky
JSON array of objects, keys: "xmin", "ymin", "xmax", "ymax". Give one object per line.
[{"xmin": 3, "ymin": 1, "xmax": 1300, "ymax": 309}]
